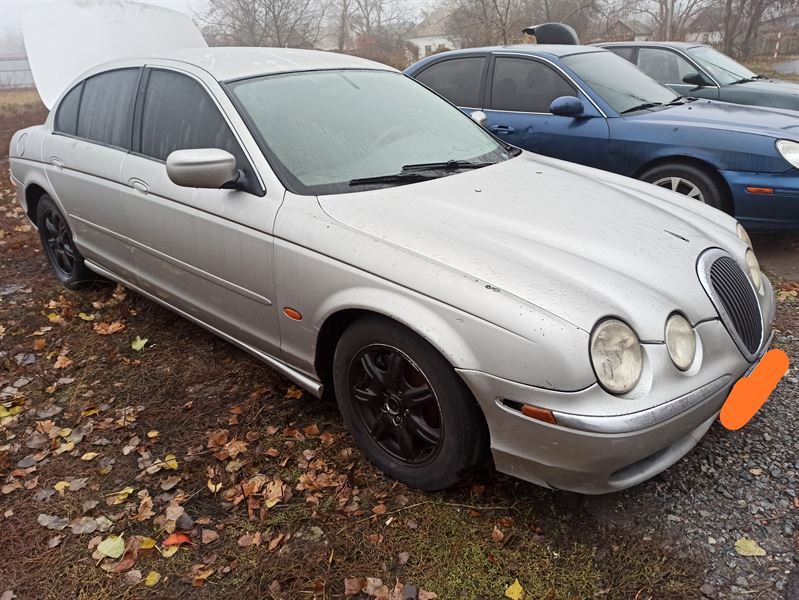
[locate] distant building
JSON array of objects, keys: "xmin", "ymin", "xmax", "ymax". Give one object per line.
[
  {"xmin": 685, "ymin": 7, "xmax": 724, "ymax": 44},
  {"xmin": 599, "ymin": 19, "xmax": 652, "ymax": 42},
  {"xmin": 405, "ymin": 4, "xmax": 458, "ymax": 64}
]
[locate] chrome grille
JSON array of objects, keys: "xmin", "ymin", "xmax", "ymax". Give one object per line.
[{"xmin": 697, "ymin": 249, "xmax": 762, "ymax": 359}]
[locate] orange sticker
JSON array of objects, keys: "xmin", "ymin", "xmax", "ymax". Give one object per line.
[{"xmin": 720, "ymin": 349, "xmax": 790, "ymax": 430}]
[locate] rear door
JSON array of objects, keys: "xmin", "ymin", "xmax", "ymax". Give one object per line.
[
  {"xmin": 484, "ymin": 55, "xmax": 609, "ymax": 169},
  {"xmin": 120, "ymin": 66, "xmax": 282, "ymax": 356},
  {"xmin": 42, "ymin": 67, "xmax": 141, "ymax": 282},
  {"xmin": 413, "ymin": 54, "xmax": 488, "ymax": 120}
]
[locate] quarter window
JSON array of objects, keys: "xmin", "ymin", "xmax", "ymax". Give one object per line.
[
  {"xmin": 76, "ymin": 68, "xmax": 139, "ymax": 148},
  {"xmin": 490, "ymin": 57, "xmax": 575, "ymax": 113},
  {"xmin": 416, "ymin": 57, "xmax": 486, "ymax": 107},
  {"xmin": 606, "ymin": 47, "xmax": 636, "ymax": 63},
  {"xmin": 54, "ymin": 82, "xmax": 82, "ymax": 136}
]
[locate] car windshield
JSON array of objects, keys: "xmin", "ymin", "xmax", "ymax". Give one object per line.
[
  {"xmin": 686, "ymin": 46, "xmax": 757, "ymax": 85},
  {"xmin": 228, "ymin": 69, "xmax": 512, "ymax": 195},
  {"xmin": 561, "ymin": 51, "xmax": 681, "ymax": 114}
]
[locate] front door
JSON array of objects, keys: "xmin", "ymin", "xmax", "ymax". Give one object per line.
[
  {"xmin": 120, "ymin": 67, "xmax": 282, "ymax": 356},
  {"xmin": 636, "ymin": 47, "xmax": 720, "ymax": 99},
  {"xmin": 483, "ymin": 55, "xmax": 610, "ymax": 169}
]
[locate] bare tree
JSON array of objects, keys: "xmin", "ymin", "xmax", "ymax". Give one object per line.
[{"xmin": 201, "ymin": 0, "xmax": 328, "ymax": 48}]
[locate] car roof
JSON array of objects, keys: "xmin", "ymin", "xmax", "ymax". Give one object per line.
[
  {"xmin": 122, "ymin": 47, "xmax": 395, "ymax": 82},
  {"xmin": 429, "ymin": 44, "xmax": 607, "ymax": 59},
  {"xmin": 596, "ymin": 41, "xmax": 706, "ymax": 50}
]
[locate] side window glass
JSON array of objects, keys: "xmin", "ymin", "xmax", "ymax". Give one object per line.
[
  {"xmin": 415, "ymin": 57, "xmax": 486, "ymax": 107},
  {"xmin": 637, "ymin": 48, "xmax": 695, "ymax": 85},
  {"xmin": 55, "ymin": 82, "xmax": 82, "ymax": 136},
  {"xmin": 139, "ymin": 69, "xmax": 254, "ymax": 191},
  {"xmin": 76, "ymin": 68, "xmax": 139, "ymax": 148},
  {"xmin": 606, "ymin": 47, "xmax": 635, "ymax": 63},
  {"xmin": 490, "ymin": 57, "xmax": 575, "ymax": 113}
]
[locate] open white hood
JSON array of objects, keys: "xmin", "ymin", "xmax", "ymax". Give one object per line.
[{"xmin": 23, "ymin": 1, "xmax": 207, "ymax": 109}]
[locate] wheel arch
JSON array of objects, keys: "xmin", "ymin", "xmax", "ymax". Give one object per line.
[
  {"xmin": 633, "ymin": 154, "xmax": 734, "ymax": 213},
  {"xmin": 24, "ymin": 182, "xmax": 50, "ymax": 224}
]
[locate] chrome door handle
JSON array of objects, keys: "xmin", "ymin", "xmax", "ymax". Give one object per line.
[
  {"xmin": 129, "ymin": 178, "xmax": 149, "ymax": 194},
  {"xmin": 49, "ymin": 157, "xmax": 64, "ymax": 168}
]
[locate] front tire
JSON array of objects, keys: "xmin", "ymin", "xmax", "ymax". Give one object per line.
[
  {"xmin": 639, "ymin": 162, "xmax": 728, "ymax": 212},
  {"xmin": 36, "ymin": 194, "xmax": 94, "ymax": 289},
  {"xmin": 332, "ymin": 316, "xmax": 489, "ymax": 490}
]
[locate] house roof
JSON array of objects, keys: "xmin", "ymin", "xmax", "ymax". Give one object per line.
[{"xmin": 408, "ymin": 4, "xmax": 455, "ymax": 38}]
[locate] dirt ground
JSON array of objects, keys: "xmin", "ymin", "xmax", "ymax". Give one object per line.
[{"xmin": 0, "ymin": 89, "xmax": 797, "ymax": 600}]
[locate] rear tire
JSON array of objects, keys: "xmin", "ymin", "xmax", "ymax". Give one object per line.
[
  {"xmin": 332, "ymin": 316, "xmax": 489, "ymax": 490},
  {"xmin": 639, "ymin": 162, "xmax": 728, "ymax": 212},
  {"xmin": 36, "ymin": 194, "xmax": 94, "ymax": 289}
]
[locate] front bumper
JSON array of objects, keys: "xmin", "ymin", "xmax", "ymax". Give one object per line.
[
  {"xmin": 458, "ymin": 319, "xmax": 773, "ymax": 494},
  {"xmin": 722, "ymin": 169, "xmax": 799, "ymax": 230}
]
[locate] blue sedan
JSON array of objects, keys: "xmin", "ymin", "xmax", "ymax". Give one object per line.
[{"xmin": 406, "ymin": 45, "xmax": 799, "ymax": 229}]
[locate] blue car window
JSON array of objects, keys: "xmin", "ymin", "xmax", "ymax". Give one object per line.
[
  {"xmin": 415, "ymin": 57, "xmax": 486, "ymax": 107},
  {"xmin": 490, "ymin": 57, "xmax": 575, "ymax": 113}
]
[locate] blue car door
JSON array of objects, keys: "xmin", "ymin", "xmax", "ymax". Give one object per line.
[{"xmin": 483, "ymin": 54, "xmax": 610, "ymax": 170}]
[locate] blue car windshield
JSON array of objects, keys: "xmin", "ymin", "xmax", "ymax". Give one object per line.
[
  {"xmin": 687, "ymin": 46, "xmax": 757, "ymax": 85},
  {"xmin": 228, "ymin": 69, "xmax": 512, "ymax": 195},
  {"xmin": 562, "ymin": 51, "xmax": 681, "ymax": 114}
]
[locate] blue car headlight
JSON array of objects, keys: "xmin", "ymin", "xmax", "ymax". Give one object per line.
[{"xmin": 776, "ymin": 139, "xmax": 799, "ymax": 169}]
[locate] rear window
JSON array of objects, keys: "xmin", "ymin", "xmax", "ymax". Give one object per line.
[
  {"xmin": 55, "ymin": 82, "xmax": 82, "ymax": 136},
  {"xmin": 606, "ymin": 47, "xmax": 635, "ymax": 62},
  {"xmin": 76, "ymin": 68, "xmax": 139, "ymax": 149}
]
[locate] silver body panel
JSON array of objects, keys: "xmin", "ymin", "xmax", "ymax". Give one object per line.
[{"xmin": 9, "ymin": 48, "xmax": 775, "ymax": 494}]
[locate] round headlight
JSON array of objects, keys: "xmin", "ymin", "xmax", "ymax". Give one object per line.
[
  {"xmin": 590, "ymin": 319, "xmax": 643, "ymax": 395},
  {"xmin": 745, "ymin": 248, "xmax": 763, "ymax": 294},
  {"xmin": 776, "ymin": 139, "xmax": 799, "ymax": 169},
  {"xmin": 665, "ymin": 314, "xmax": 696, "ymax": 371},
  {"xmin": 736, "ymin": 223, "xmax": 751, "ymax": 248}
]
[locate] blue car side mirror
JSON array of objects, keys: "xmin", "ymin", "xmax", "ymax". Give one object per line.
[{"xmin": 550, "ymin": 95, "xmax": 584, "ymax": 117}]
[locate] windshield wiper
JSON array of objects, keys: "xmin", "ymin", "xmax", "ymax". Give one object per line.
[
  {"xmin": 401, "ymin": 159, "xmax": 495, "ymax": 172},
  {"xmin": 620, "ymin": 101, "xmax": 663, "ymax": 114},
  {"xmin": 348, "ymin": 172, "xmax": 434, "ymax": 186},
  {"xmin": 731, "ymin": 77, "xmax": 758, "ymax": 85}
]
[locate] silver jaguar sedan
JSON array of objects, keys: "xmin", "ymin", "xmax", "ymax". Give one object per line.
[{"xmin": 9, "ymin": 47, "xmax": 774, "ymax": 494}]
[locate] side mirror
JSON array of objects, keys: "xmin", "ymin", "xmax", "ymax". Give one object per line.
[
  {"xmin": 682, "ymin": 71, "xmax": 707, "ymax": 87},
  {"xmin": 549, "ymin": 95, "xmax": 584, "ymax": 117},
  {"xmin": 166, "ymin": 148, "xmax": 239, "ymax": 189},
  {"xmin": 470, "ymin": 110, "xmax": 487, "ymax": 127}
]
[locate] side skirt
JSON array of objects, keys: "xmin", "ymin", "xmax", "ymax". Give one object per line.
[{"xmin": 84, "ymin": 259, "xmax": 324, "ymax": 397}]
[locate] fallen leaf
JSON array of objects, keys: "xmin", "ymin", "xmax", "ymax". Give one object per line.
[
  {"xmin": 285, "ymin": 386, "xmax": 303, "ymax": 399},
  {"xmin": 492, "ymin": 526, "xmax": 504, "ymax": 543},
  {"xmin": 192, "ymin": 566, "xmax": 214, "ymax": 587},
  {"xmin": 735, "ymin": 537, "xmax": 766, "ymax": 556},
  {"xmin": 372, "ymin": 504, "xmax": 387, "ymax": 516},
  {"xmin": 161, "ymin": 475, "xmax": 181, "ymax": 491},
  {"xmin": 147, "ymin": 430, "xmax": 159, "ymax": 439},
  {"xmin": 81, "ymin": 452, "xmax": 99, "ymax": 461},
  {"xmin": 201, "ymin": 529, "xmax": 219, "ymax": 544},
  {"xmin": 144, "ymin": 571, "xmax": 161, "ymax": 587},
  {"xmin": 53, "ymin": 355, "xmax": 72, "ymax": 369},
  {"xmin": 131, "ymin": 336, "xmax": 148, "ymax": 351},
  {"xmin": 94, "ymin": 321, "xmax": 125, "ymax": 335},
  {"xmin": 161, "ymin": 546, "xmax": 180, "ymax": 558},
  {"xmin": 749, "ymin": 468, "xmax": 763, "ymax": 476},
  {"xmin": 163, "ymin": 454, "xmax": 179, "ymax": 470},
  {"xmin": 38, "ymin": 514, "xmax": 69, "ymax": 530},
  {"xmin": 207, "ymin": 480, "xmax": 222, "ymax": 493},
  {"xmin": 162, "ymin": 532, "xmax": 192, "ymax": 547},
  {"xmin": 48, "ymin": 535, "xmax": 63, "ymax": 548},
  {"xmin": 78, "ymin": 312, "xmax": 95, "ymax": 321},
  {"xmin": 123, "ymin": 570, "xmax": 142, "ymax": 586},
  {"xmin": 97, "ymin": 535, "xmax": 125, "ymax": 559},
  {"xmin": 70, "ymin": 516, "xmax": 99, "ymax": 535},
  {"xmin": 505, "ymin": 579, "xmax": 524, "ymax": 600},
  {"xmin": 419, "ymin": 591, "xmax": 438, "ymax": 600},
  {"xmin": 344, "ymin": 577, "xmax": 365, "ymax": 597}
]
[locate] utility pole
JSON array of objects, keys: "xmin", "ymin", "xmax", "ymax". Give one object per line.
[{"xmin": 665, "ymin": 0, "xmax": 673, "ymax": 40}]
